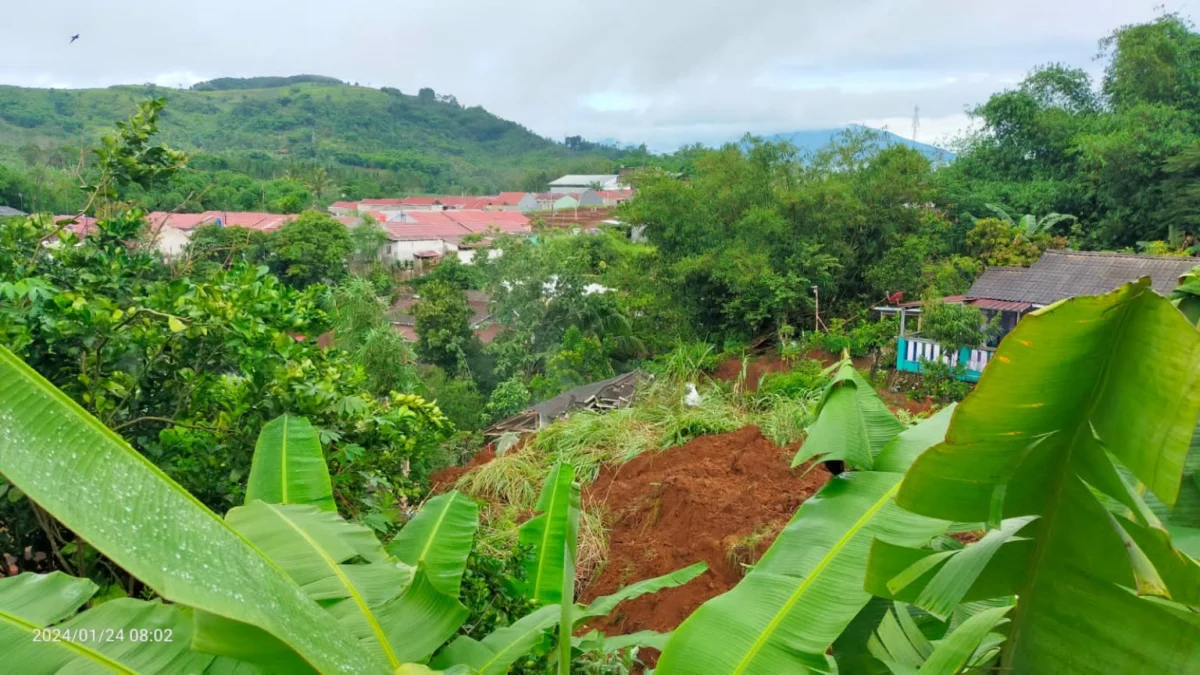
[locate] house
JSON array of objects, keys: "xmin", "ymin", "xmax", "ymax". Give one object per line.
[
  {"xmin": 484, "ymin": 370, "xmax": 645, "ymax": 437},
  {"xmin": 575, "ymin": 190, "xmax": 604, "ymax": 208},
  {"xmin": 595, "ymin": 189, "xmax": 633, "ymax": 207},
  {"xmin": 0, "ymin": 206, "xmax": 26, "ymax": 217},
  {"xmin": 146, "ymin": 211, "xmax": 297, "ymax": 257},
  {"xmin": 491, "ymin": 192, "xmax": 539, "ymax": 213},
  {"xmin": 375, "ymin": 210, "xmax": 532, "ymax": 263},
  {"xmin": 879, "ymin": 250, "xmax": 1199, "ymax": 381},
  {"xmin": 328, "ymin": 201, "xmax": 359, "ymax": 217},
  {"xmin": 534, "ymin": 193, "xmax": 580, "ymax": 212},
  {"xmin": 548, "ymin": 174, "xmax": 624, "ymax": 193}
]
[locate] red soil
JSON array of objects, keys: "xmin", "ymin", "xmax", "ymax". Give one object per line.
[
  {"xmin": 712, "ymin": 354, "xmax": 790, "ymax": 392},
  {"xmin": 579, "ymin": 426, "xmax": 830, "ymax": 637},
  {"xmin": 429, "ymin": 446, "xmax": 496, "ymax": 492}
]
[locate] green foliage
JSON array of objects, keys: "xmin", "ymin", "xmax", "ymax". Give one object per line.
[
  {"xmin": 268, "ymin": 210, "xmax": 355, "ymax": 288},
  {"xmin": 414, "ymin": 255, "xmax": 486, "ymax": 291},
  {"xmin": 813, "ymin": 316, "xmax": 897, "ymax": 358},
  {"xmin": 872, "ymin": 279, "xmax": 1200, "ymax": 672},
  {"xmin": 537, "ymin": 327, "xmax": 615, "ymax": 399},
  {"xmin": 909, "ymin": 360, "xmax": 972, "ymax": 404},
  {"xmin": 349, "ymin": 215, "xmax": 390, "ymax": 263},
  {"xmin": 0, "ymin": 80, "xmax": 636, "ymax": 201},
  {"xmin": 965, "ymin": 218, "xmax": 1051, "ymax": 267},
  {"xmin": 88, "ymin": 98, "xmax": 187, "ymax": 214},
  {"xmin": 484, "ymin": 376, "xmax": 533, "ymax": 424},
  {"xmin": 419, "ymin": 370, "xmax": 487, "ymax": 433},
  {"xmin": 414, "ymin": 281, "xmax": 480, "ymax": 374},
  {"xmin": 757, "ymin": 359, "xmax": 827, "ymax": 398},
  {"xmin": 919, "ymin": 299, "xmax": 998, "ymax": 350},
  {"xmin": 183, "ymin": 223, "xmax": 271, "ymax": 268},
  {"xmin": 331, "ymin": 277, "xmax": 419, "ymax": 395}
]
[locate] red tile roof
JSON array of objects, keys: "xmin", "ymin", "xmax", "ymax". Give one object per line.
[
  {"xmin": 361, "ymin": 198, "xmax": 409, "ymax": 206},
  {"xmin": 381, "ymin": 210, "xmax": 531, "ymax": 241},
  {"xmin": 53, "ymin": 215, "xmax": 98, "ymax": 237},
  {"xmin": 494, "ymin": 192, "xmax": 531, "ymax": 205},
  {"xmin": 400, "ymin": 197, "xmax": 439, "ymax": 206},
  {"xmin": 330, "ymin": 201, "xmax": 359, "ymax": 210}
]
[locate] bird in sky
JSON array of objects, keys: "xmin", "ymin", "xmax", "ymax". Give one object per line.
[{"xmin": 69, "ymin": 34, "xmax": 80, "ymax": 44}]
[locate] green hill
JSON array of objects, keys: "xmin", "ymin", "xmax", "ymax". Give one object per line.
[{"xmin": 0, "ymin": 76, "xmax": 632, "ymax": 196}]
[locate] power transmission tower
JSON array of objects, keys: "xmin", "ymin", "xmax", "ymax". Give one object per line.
[{"xmin": 912, "ymin": 106, "xmax": 920, "ymax": 144}]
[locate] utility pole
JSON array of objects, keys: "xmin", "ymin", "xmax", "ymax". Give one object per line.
[
  {"xmin": 912, "ymin": 106, "xmax": 920, "ymax": 144},
  {"xmin": 812, "ymin": 285, "xmax": 820, "ymax": 333}
]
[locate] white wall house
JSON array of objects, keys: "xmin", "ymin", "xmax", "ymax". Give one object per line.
[
  {"xmin": 548, "ymin": 174, "xmax": 624, "ymax": 193},
  {"xmin": 382, "ymin": 238, "xmax": 452, "ymax": 263}
]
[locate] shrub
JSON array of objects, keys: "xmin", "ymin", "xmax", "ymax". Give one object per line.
[{"xmin": 757, "ymin": 359, "xmax": 827, "ymax": 398}]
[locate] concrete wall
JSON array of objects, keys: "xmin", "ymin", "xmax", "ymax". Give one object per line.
[
  {"xmin": 383, "ymin": 239, "xmax": 449, "ymax": 262},
  {"xmin": 155, "ymin": 225, "xmax": 193, "ymax": 258}
]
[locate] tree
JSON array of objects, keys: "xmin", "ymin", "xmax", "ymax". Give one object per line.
[
  {"xmin": 1101, "ymin": 13, "xmax": 1200, "ymax": 112},
  {"xmin": 413, "ymin": 281, "xmax": 479, "ymax": 373},
  {"xmin": 183, "ymin": 223, "xmax": 271, "ymax": 268},
  {"xmin": 268, "ymin": 210, "xmax": 354, "ymax": 288},
  {"xmin": 919, "ymin": 298, "xmax": 998, "ymax": 350},
  {"xmin": 348, "ymin": 214, "xmax": 390, "ymax": 263}
]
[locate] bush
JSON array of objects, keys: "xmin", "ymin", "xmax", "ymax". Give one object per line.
[
  {"xmin": 920, "ymin": 299, "xmax": 998, "ymax": 350},
  {"xmin": 757, "ymin": 359, "xmax": 828, "ymax": 398},
  {"xmin": 813, "ymin": 315, "xmax": 897, "ymax": 357},
  {"xmin": 911, "ymin": 359, "xmax": 972, "ymax": 403},
  {"xmin": 484, "ymin": 376, "xmax": 533, "ymax": 423}
]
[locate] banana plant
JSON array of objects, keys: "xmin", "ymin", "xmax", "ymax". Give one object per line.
[
  {"xmin": 865, "ymin": 601, "xmax": 1011, "ymax": 674},
  {"xmin": 656, "ymin": 405, "xmax": 955, "ymax": 673},
  {"xmin": 0, "ymin": 346, "xmax": 578, "ymax": 673},
  {"xmin": 792, "ymin": 358, "xmax": 904, "ymax": 471},
  {"xmin": 865, "ymin": 279, "xmax": 1200, "ymax": 672},
  {"xmin": 506, "ymin": 461, "xmax": 709, "ymax": 673},
  {"xmin": 0, "ymin": 345, "xmax": 381, "ymax": 673}
]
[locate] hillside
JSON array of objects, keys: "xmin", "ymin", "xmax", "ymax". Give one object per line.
[{"xmin": 0, "ymin": 76, "xmax": 625, "ymax": 193}]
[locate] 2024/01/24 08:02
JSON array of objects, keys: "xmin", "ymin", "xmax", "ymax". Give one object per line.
[{"xmin": 32, "ymin": 627, "xmax": 174, "ymax": 643}]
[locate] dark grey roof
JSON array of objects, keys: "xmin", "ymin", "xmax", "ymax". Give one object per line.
[
  {"xmin": 967, "ymin": 250, "xmax": 1197, "ymax": 305},
  {"xmin": 532, "ymin": 371, "xmax": 644, "ymax": 423},
  {"xmin": 0, "ymin": 206, "xmax": 26, "ymax": 217}
]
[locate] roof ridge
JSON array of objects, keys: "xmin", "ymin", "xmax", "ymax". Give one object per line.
[{"xmin": 1042, "ymin": 248, "xmax": 1198, "ymax": 262}]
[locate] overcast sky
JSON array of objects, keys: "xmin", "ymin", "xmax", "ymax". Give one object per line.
[{"xmin": 0, "ymin": 1, "xmax": 1180, "ymax": 151}]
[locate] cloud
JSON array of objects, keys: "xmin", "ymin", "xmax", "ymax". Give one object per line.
[{"xmin": 0, "ymin": 0, "xmax": 1168, "ymax": 150}]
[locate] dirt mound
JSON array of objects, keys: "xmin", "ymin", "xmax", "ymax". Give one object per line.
[
  {"xmin": 712, "ymin": 354, "xmax": 789, "ymax": 391},
  {"xmin": 580, "ymin": 426, "xmax": 830, "ymax": 636},
  {"xmin": 429, "ymin": 446, "xmax": 496, "ymax": 492}
]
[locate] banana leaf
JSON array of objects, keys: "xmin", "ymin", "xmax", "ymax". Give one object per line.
[
  {"xmin": 0, "ymin": 572, "xmax": 247, "ymax": 672},
  {"xmin": 890, "ymin": 280, "xmax": 1200, "ymax": 672},
  {"xmin": 0, "ymin": 346, "xmax": 384, "ymax": 674},
  {"xmin": 430, "ymin": 604, "xmax": 560, "ymax": 675},
  {"xmin": 867, "ymin": 602, "xmax": 1010, "ymax": 675},
  {"xmin": 245, "ymin": 414, "xmax": 335, "ymax": 511},
  {"xmin": 518, "ymin": 462, "xmax": 580, "ymax": 606},
  {"xmin": 656, "ymin": 407, "xmax": 954, "ymax": 674},
  {"xmin": 517, "ymin": 462, "xmax": 579, "ymax": 675},
  {"xmin": 793, "ymin": 361, "xmax": 903, "ymax": 470},
  {"xmin": 575, "ymin": 562, "xmax": 708, "ymax": 624},
  {"xmin": 387, "ymin": 491, "xmax": 479, "ymax": 598}
]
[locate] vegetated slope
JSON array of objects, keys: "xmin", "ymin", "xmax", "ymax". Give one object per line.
[
  {"xmin": 580, "ymin": 426, "xmax": 830, "ymax": 635},
  {"xmin": 0, "ymin": 76, "xmax": 623, "ymax": 188}
]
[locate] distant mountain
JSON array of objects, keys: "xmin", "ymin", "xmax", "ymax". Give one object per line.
[
  {"xmin": 760, "ymin": 126, "xmax": 955, "ymax": 162},
  {"xmin": 662, "ymin": 125, "xmax": 954, "ymax": 162},
  {"xmin": 0, "ymin": 76, "xmax": 629, "ymax": 193}
]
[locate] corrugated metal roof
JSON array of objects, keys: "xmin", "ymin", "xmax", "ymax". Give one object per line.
[
  {"xmin": 967, "ymin": 298, "xmax": 1033, "ymax": 312},
  {"xmin": 549, "ymin": 174, "xmax": 620, "ymax": 186},
  {"xmin": 967, "ymin": 250, "xmax": 1196, "ymax": 305}
]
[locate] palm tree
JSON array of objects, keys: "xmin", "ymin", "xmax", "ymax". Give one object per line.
[{"xmin": 983, "ymin": 203, "xmax": 1077, "ymax": 242}]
